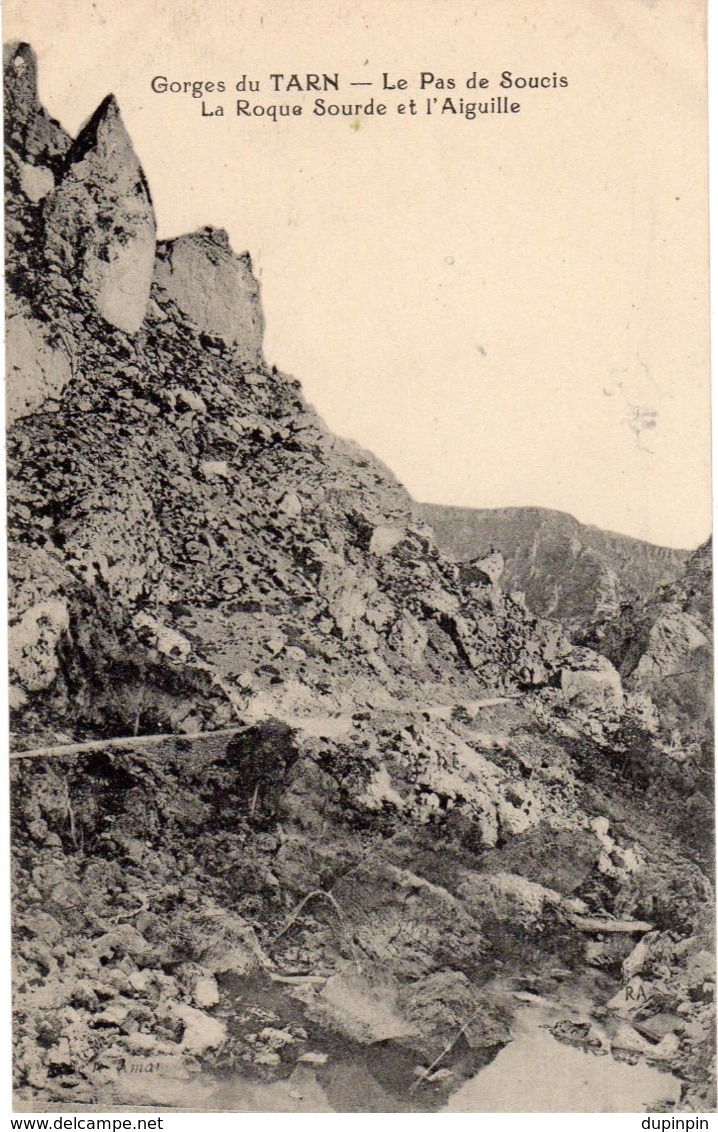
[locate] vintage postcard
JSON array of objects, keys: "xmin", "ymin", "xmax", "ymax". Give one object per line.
[{"xmin": 3, "ymin": 0, "xmax": 713, "ymax": 1115}]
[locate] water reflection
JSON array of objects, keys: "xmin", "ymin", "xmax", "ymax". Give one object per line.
[
  {"xmin": 110, "ymin": 999, "xmax": 681, "ymax": 1113},
  {"xmin": 444, "ymin": 1008, "xmax": 681, "ymax": 1113}
]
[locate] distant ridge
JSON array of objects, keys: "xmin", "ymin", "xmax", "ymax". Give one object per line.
[{"xmin": 418, "ymin": 504, "xmax": 690, "ymax": 622}]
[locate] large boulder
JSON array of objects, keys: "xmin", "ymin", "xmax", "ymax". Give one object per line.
[
  {"xmin": 153, "ymin": 227, "xmax": 264, "ymax": 363},
  {"xmin": 332, "ymin": 862, "xmax": 485, "ymax": 978},
  {"xmin": 630, "ymin": 609, "xmax": 709, "ymax": 683},
  {"xmin": 397, "ymin": 970, "xmax": 511, "ymax": 1058},
  {"xmin": 479, "ymin": 823, "xmax": 601, "ymax": 894},
  {"xmin": 460, "ymin": 550, "xmax": 505, "ymax": 588},
  {"xmin": 389, "ymin": 610, "xmax": 428, "ymax": 665},
  {"xmin": 560, "ymin": 654, "xmax": 623, "ymax": 714},
  {"xmin": 5, "ymin": 145, "xmax": 55, "ymax": 205},
  {"xmin": 6, "ymin": 310, "xmax": 72, "ymax": 423},
  {"xmin": 8, "ymin": 597, "xmax": 69, "ymax": 698},
  {"xmin": 368, "ymin": 524, "xmax": 405, "ymax": 556},
  {"xmin": 42, "ymin": 95, "xmax": 156, "ymax": 333},
  {"xmin": 456, "ymin": 869, "xmax": 565, "ymax": 926},
  {"xmin": 7, "ymin": 546, "xmax": 78, "ymax": 709},
  {"xmin": 305, "ymin": 972, "xmax": 416, "ymax": 1045}
]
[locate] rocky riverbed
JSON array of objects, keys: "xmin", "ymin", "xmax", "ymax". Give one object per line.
[{"xmin": 11, "ymin": 706, "xmax": 715, "ymax": 1111}]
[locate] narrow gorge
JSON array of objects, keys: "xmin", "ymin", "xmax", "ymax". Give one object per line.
[{"xmin": 5, "ymin": 42, "xmax": 714, "ymax": 1113}]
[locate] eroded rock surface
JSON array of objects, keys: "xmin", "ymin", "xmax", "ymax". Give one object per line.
[
  {"xmin": 42, "ymin": 95, "xmax": 156, "ymax": 333},
  {"xmin": 4, "ymin": 42, "xmax": 71, "ymax": 173},
  {"xmin": 6, "ymin": 309, "xmax": 72, "ymax": 422},
  {"xmin": 153, "ymin": 228, "xmax": 264, "ymax": 363}
]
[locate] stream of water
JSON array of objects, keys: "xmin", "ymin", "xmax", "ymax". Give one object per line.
[
  {"xmin": 444, "ymin": 1005, "xmax": 681, "ymax": 1113},
  {"xmin": 109, "ymin": 997, "xmax": 681, "ymax": 1114}
]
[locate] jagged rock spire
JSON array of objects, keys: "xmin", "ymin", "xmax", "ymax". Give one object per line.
[
  {"xmin": 5, "ymin": 42, "xmax": 265, "ymax": 347},
  {"xmin": 42, "ymin": 91, "xmax": 156, "ymax": 334},
  {"xmin": 3, "ymin": 41, "xmax": 71, "ymax": 171}
]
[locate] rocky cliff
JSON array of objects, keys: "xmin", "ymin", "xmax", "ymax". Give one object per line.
[
  {"xmin": 6, "ymin": 43, "xmax": 714, "ymax": 1113},
  {"xmin": 419, "ymin": 504, "xmax": 689, "ymax": 626},
  {"xmin": 5, "ymin": 41, "xmax": 616, "ymax": 752},
  {"xmin": 577, "ymin": 539, "xmax": 713, "ymax": 858}
]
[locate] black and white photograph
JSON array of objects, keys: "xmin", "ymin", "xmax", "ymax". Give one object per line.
[{"xmin": 3, "ymin": 0, "xmax": 714, "ymax": 1115}]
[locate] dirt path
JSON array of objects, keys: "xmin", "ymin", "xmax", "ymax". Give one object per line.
[{"xmin": 9, "ymin": 696, "xmax": 521, "ymax": 761}]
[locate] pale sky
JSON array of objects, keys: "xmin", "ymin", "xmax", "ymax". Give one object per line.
[{"xmin": 5, "ymin": 0, "xmax": 711, "ymax": 548}]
